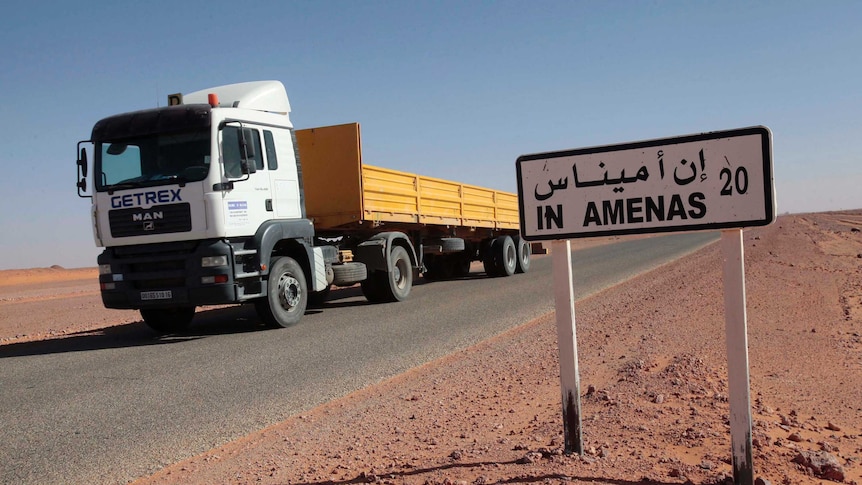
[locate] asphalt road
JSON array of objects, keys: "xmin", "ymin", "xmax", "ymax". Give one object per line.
[{"xmin": 0, "ymin": 232, "xmax": 717, "ymax": 484}]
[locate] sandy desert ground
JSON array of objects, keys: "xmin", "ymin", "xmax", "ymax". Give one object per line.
[{"xmin": 1, "ymin": 210, "xmax": 861, "ymax": 484}]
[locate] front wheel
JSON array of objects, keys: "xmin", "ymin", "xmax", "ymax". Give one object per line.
[
  {"xmin": 140, "ymin": 306, "xmax": 195, "ymax": 334},
  {"xmin": 255, "ymin": 256, "xmax": 308, "ymax": 328}
]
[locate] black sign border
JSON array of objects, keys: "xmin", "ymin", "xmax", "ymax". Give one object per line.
[{"xmin": 516, "ymin": 126, "xmax": 774, "ymax": 241}]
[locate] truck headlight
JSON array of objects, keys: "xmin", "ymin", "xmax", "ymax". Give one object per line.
[
  {"xmin": 201, "ymin": 255, "xmax": 229, "ymax": 268},
  {"xmin": 98, "ymin": 264, "xmax": 112, "ymax": 275}
]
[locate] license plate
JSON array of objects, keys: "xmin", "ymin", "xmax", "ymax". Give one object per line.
[{"xmin": 140, "ymin": 290, "xmax": 172, "ymax": 301}]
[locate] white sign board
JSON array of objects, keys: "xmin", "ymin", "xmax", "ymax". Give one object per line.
[{"xmin": 517, "ymin": 126, "xmax": 775, "ymax": 240}]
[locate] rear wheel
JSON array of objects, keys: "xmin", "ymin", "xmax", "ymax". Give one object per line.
[
  {"xmin": 140, "ymin": 306, "xmax": 195, "ymax": 334},
  {"xmin": 255, "ymin": 256, "xmax": 307, "ymax": 328},
  {"xmin": 513, "ymin": 235, "xmax": 531, "ymax": 274},
  {"xmin": 493, "ymin": 235, "xmax": 517, "ymax": 277},
  {"xmin": 362, "ymin": 246, "xmax": 413, "ymax": 302}
]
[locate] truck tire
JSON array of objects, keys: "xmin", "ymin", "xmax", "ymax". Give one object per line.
[
  {"xmin": 492, "ymin": 235, "xmax": 517, "ymax": 277},
  {"xmin": 331, "ymin": 262, "xmax": 367, "ymax": 286},
  {"xmin": 361, "ymin": 246, "xmax": 412, "ymax": 302},
  {"xmin": 441, "ymin": 237, "xmax": 465, "ymax": 253},
  {"xmin": 140, "ymin": 306, "xmax": 195, "ymax": 334},
  {"xmin": 255, "ymin": 256, "xmax": 307, "ymax": 328},
  {"xmin": 513, "ymin": 235, "xmax": 531, "ymax": 274}
]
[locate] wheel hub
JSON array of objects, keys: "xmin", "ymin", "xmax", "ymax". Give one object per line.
[
  {"xmin": 278, "ymin": 274, "xmax": 301, "ymax": 310},
  {"xmin": 506, "ymin": 245, "xmax": 516, "ymax": 267}
]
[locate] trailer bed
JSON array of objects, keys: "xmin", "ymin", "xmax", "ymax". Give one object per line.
[{"xmin": 296, "ymin": 123, "xmax": 519, "ymax": 231}]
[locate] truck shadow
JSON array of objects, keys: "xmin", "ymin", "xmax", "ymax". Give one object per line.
[
  {"xmin": 0, "ymin": 278, "xmax": 496, "ymax": 359},
  {"xmin": 0, "ymin": 321, "xmax": 193, "ymax": 359},
  {"xmin": 0, "ymin": 303, "xmax": 309, "ymax": 359}
]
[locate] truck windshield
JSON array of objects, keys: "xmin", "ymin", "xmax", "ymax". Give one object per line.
[{"xmin": 95, "ymin": 130, "xmax": 211, "ymax": 192}]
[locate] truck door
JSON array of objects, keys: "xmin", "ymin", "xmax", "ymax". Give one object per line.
[
  {"xmin": 220, "ymin": 125, "xmax": 273, "ymax": 236},
  {"xmin": 262, "ymin": 127, "xmax": 303, "ymax": 219}
]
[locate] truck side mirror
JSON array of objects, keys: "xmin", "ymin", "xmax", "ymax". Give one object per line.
[
  {"xmin": 78, "ymin": 147, "xmax": 88, "ymax": 177},
  {"xmin": 76, "ymin": 144, "xmax": 90, "ymax": 198}
]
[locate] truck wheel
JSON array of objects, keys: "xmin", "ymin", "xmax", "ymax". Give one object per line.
[
  {"xmin": 386, "ymin": 246, "xmax": 413, "ymax": 301},
  {"xmin": 331, "ymin": 262, "xmax": 367, "ymax": 286},
  {"xmin": 255, "ymin": 256, "xmax": 307, "ymax": 328},
  {"xmin": 513, "ymin": 235, "xmax": 531, "ymax": 274},
  {"xmin": 493, "ymin": 235, "xmax": 517, "ymax": 277},
  {"xmin": 362, "ymin": 246, "xmax": 412, "ymax": 302},
  {"xmin": 140, "ymin": 306, "xmax": 195, "ymax": 334}
]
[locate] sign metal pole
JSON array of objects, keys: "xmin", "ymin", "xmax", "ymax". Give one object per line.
[
  {"xmin": 552, "ymin": 239, "xmax": 583, "ymax": 454},
  {"xmin": 721, "ymin": 229, "xmax": 754, "ymax": 485}
]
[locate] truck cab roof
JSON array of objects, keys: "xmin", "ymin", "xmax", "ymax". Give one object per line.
[{"xmin": 183, "ymin": 80, "xmax": 291, "ymax": 115}]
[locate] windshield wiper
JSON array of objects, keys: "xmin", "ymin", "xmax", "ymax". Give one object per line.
[
  {"xmin": 155, "ymin": 174, "xmax": 188, "ymax": 187},
  {"xmin": 103, "ymin": 172, "xmax": 193, "ymax": 194}
]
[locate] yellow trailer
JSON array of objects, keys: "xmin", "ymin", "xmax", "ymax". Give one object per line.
[
  {"xmin": 297, "ymin": 123, "xmax": 519, "ymax": 232},
  {"xmin": 296, "ymin": 122, "xmax": 530, "ymax": 282}
]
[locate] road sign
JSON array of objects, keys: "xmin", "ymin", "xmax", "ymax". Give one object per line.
[
  {"xmin": 517, "ymin": 126, "xmax": 775, "ymax": 485},
  {"xmin": 516, "ymin": 126, "xmax": 775, "ymax": 241}
]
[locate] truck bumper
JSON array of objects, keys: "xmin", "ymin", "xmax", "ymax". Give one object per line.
[{"xmin": 98, "ymin": 239, "xmax": 240, "ymax": 309}]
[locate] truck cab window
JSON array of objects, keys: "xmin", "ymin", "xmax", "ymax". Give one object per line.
[
  {"xmin": 264, "ymin": 130, "xmax": 278, "ymax": 170},
  {"xmin": 101, "ymin": 143, "xmax": 143, "ymax": 186},
  {"xmin": 95, "ymin": 130, "xmax": 210, "ymax": 191}
]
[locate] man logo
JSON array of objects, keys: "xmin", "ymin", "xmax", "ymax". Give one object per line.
[
  {"xmin": 132, "ymin": 211, "xmax": 163, "ymax": 221},
  {"xmin": 143, "ymin": 221, "xmax": 155, "ymax": 231}
]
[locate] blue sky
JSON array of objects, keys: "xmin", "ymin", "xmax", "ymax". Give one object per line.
[{"xmin": 1, "ymin": 1, "xmax": 859, "ymax": 269}]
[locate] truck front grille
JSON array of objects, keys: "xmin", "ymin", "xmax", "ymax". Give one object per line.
[{"xmin": 108, "ymin": 203, "xmax": 192, "ymax": 238}]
